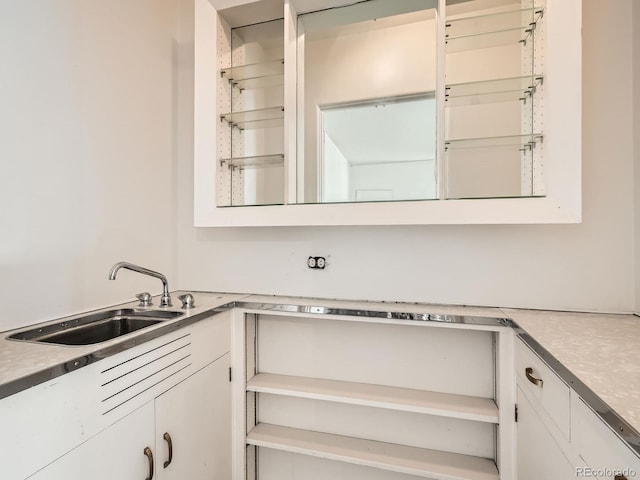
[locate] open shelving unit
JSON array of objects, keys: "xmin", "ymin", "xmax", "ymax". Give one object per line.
[
  {"xmin": 216, "ymin": 17, "xmax": 285, "ymax": 207},
  {"xmin": 444, "ymin": 2, "xmax": 545, "ymax": 200},
  {"xmin": 238, "ymin": 311, "xmax": 514, "ymax": 480}
]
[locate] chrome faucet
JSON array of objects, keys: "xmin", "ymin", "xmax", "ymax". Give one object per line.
[{"xmin": 108, "ymin": 262, "xmax": 172, "ymax": 307}]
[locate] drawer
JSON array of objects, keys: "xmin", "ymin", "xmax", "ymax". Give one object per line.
[
  {"xmin": 571, "ymin": 393, "xmax": 640, "ymax": 480},
  {"xmin": 515, "ymin": 337, "xmax": 570, "ymax": 440}
]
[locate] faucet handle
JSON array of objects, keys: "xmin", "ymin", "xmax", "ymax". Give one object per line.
[
  {"xmin": 136, "ymin": 292, "xmax": 153, "ymax": 307},
  {"xmin": 178, "ymin": 293, "xmax": 195, "ymax": 309}
]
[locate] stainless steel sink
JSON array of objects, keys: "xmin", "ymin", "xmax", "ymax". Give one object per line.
[{"xmin": 8, "ymin": 309, "xmax": 184, "ymax": 346}]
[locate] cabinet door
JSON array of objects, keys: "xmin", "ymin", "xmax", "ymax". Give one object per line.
[
  {"xmin": 516, "ymin": 386, "xmax": 576, "ymax": 480},
  {"xmin": 28, "ymin": 401, "xmax": 155, "ymax": 480},
  {"xmin": 155, "ymin": 353, "xmax": 231, "ymax": 480}
]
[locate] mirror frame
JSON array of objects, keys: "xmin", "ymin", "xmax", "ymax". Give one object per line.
[{"xmin": 194, "ymin": 0, "xmax": 581, "ymax": 226}]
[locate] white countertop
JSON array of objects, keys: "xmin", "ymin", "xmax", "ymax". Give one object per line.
[
  {"xmin": 503, "ymin": 308, "xmax": 640, "ymax": 433},
  {"xmin": 1, "ymin": 293, "xmax": 639, "ymax": 435}
]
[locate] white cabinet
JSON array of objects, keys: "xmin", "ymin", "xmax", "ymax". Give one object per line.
[
  {"xmin": 515, "ymin": 386, "xmax": 576, "ymax": 480},
  {"xmin": 515, "ymin": 336, "xmax": 640, "ymax": 480},
  {"xmin": 3, "ymin": 310, "xmax": 232, "ymax": 480},
  {"xmin": 194, "ymin": 0, "xmax": 582, "ymax": 226},
  {"xmin": 28, "ymin": 402, "xmax": 156, "ymax": 480},
  {"xmin": 156, "ymin": 354, "xmax": 231, "ymax": 480},
  {"xmin": 27, "ymin": 354, "xmax": 231, "ymax": 480},
  {"xmin": 570, "ymin": 394, "xmax": 640, "ymax": 480}
]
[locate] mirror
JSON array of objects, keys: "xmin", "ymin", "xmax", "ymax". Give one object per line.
[
  {"xmin": 296, "ymin": 0, "xmax": 439, "ymax": 204},
  {"xmin": 320, "ymin": 94, "xmax": 437, "ymax": 202}
]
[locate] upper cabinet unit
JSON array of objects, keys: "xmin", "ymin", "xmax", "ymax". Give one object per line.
[{"xmin": 194, "ymin": 0, "xmax": 581, "ymax": 226}]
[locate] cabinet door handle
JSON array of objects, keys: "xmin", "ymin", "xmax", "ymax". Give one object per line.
[
  {"xmin": 163, "ymin": 432, "xmax": 173, "ymax": 468},
  {"xmin": 144, "ymin": 446, "xmax": 154, "ymax": 480},
  {"xmin": 526, "ymin": 367, "xmax": 543, "ymax": 387}
]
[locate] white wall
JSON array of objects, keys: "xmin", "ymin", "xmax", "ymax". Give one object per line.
[
  {"xmin": 0, "ymin": 0, "xmax": 179, "ymax": 331},
  {"xmin": 177, "ymin": 0, "xmax": 637, "ymax": 314}
]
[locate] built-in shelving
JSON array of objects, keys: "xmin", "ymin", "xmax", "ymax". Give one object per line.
[
  {"xmin": 247, "ymin": 423, "xmax": 500, "ymax": 480},
  {"xmin": 220, "ymin": 106, "xmax": 284, "ymax": 130},
  {"xmin": 219, "ymin": 154, "xmax": 284, "ymax": 170},
  {"xmin": 247, "ymin": 373, "xmax": 498, "ymax": 423},
  {"xmin": 445, "ymin": 75, "xmax": 543, "ymax": 106}
]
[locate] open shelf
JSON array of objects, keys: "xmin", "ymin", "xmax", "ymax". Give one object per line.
[
  {"xmin": 220, "ymin": 154, "xmax": 284, "ymax": 170},
  {"xmin": 220, "ymin": 106, "xmax": 284, "ymax": 130},
  {"xmin": 247, "ymin": 423, "xmax": 499, "ymax": 480},
  {"xmin": 220, "ymin": 59, "xmax": 284, "ymax": 82},
  {"xmin": 445, "ymin": 75, "xmax": 543, "ymax": 107},
  {"xmin": 247, "ymin": 373, "xmax": 498, "ymax": 423},
  {"xmin": 445, "ymin": 134, "xmax": 543, "ymax": 151}
]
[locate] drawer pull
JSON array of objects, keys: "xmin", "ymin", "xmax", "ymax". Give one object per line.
[
  {"xmin": 144, "ymin": 447, "xmax": 154, "ymax": 480},
  {"xmin": 526, "ymin": 367, "xmax": 543, "ymax": 387},
  {"xmin": 163, "ymin": 432, "xmax": 173, "ymax": 468}
]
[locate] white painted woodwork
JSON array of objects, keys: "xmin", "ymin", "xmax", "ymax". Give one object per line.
[
  {"xmin": 570, "ymin": 392, "xmax": 640, "ymax": 479},
  {"xmin": 515, "ymin": 337, "xmax": 570, "ymax": 439},
  {"xmin": 256, "ymin": 314, "xmax": 495, "ymax": 397},
  {"xmin": 247, "ymin": 423, "xmax": 499, "ymax": 480},
  {"xmin": 247, "ymin": 373, "xmax": 499, "ymax": 422},
  {"xmin": 515, "ymin": 386, "xmax": 577, "ymax": 480},
  {"xmin": 156, "ymin": 354, "xmax": 232, "ymax": 480},
  {"xmin": 257, "ymin": 393, "xmax": 495, "ymax": 458},
  {"xmin": 194, "ymin": 0, "xmax": 582, "ymax": 225},
  {"xmin": 495, "ymin": 325, "xmax": 516, "ymax": 479},
  {"xmin": 27, "ymin": 402, "xmax": 156, "ymax": 480}
]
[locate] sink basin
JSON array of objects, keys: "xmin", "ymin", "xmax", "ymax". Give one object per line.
[{"xmin": 8, "ymin": 308, "xmax": 184, "ymax": 346}]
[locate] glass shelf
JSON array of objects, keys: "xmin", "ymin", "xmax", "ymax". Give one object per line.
[
  {"xmin": 445, "ymin": 7, "xmax": 543, "ymax": 53},
  {"xmin": 446, "ymin": 26, "xmax": 532, "ymax": 53},
  {"xmin": 446, "ymin": 7, "xmax": 543, "ymax": 38},
  {"xmin": 445, "ymin": 134, "xmax": 543, "ymax": 151},
  {"xmin": 220, "ymin": 59, "xmax": 284, "ymax": 82},
  {"xmin": 445, "ymin": 75, "xmax": 543, "ymax": 106},
  {"xmin": 220, "ymin": 154, "xmax": 284, "ymax": 170},
  {"xmin": 220, "ymin": 106, "xmax": 284, "ymax": 130},
  {"xmin": 233, "ymin": 74, "xmax": 284, "ymax": 91}
]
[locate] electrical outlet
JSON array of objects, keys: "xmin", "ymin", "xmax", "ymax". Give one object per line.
[{"xmin": 307, "ymin": 256, "xmax": 326, "ymax": 269}]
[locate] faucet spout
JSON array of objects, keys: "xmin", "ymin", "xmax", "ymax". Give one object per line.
[{"xmin": 109, "ymin": 262, "xmax": 172, "ymax": 307}]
